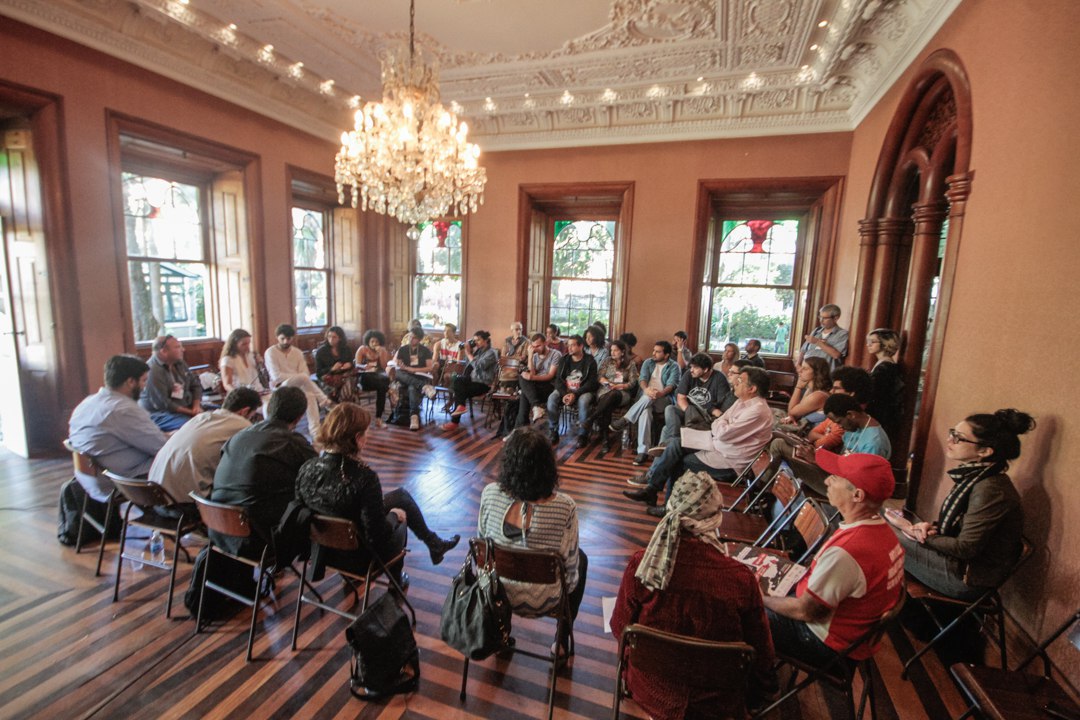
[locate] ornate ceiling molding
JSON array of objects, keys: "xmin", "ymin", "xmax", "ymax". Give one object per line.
[{"xmin": 1, "ymin": 0, "xmax": 962, "ymax": 151}]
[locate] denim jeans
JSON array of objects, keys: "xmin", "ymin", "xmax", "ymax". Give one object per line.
[{"xmin": 546, "ymin": 390, "xmax": 594, "ymax": 437}]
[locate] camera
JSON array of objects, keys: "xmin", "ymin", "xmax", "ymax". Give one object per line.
[
  {"xmin": 467, "ymin": 338, "xmax": 477, "ymax": 349},
  {"xmin": 458, "ymin": 341, "xmax": 466, "ymax": 349}
]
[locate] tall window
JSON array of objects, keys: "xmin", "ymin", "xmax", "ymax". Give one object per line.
[
  {"xmin": 122, "ymin": 172, "xmax": 210, "ymax": 342},
  {"xmin": 291, "ymin": 206, "xmax": 329, "ymax": 328},
  {"xmin": 415, "ymin": 220, "xmax": 462, "ymax": 328},
  {"xmin": 700, "ymin": 219, "xmax": 799, "ymax": 354},
  {"xmin": 549, "ymin": 220, "xmax": 615, "ymax": 331}
]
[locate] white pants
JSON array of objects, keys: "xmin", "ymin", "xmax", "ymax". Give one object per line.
[{"xmin": 276, "ymin": 374, "xmax": 327, "ymax": 439}]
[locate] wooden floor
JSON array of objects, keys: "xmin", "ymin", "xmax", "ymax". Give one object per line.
[{"xmin": 0, "ymin": 407, "xmax": 978, "ymax": 720}]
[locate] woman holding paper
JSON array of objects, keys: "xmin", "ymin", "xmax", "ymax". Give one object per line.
[{"xmin": 611, "ymin": 473, "xmax": 777, "ymax": 719}]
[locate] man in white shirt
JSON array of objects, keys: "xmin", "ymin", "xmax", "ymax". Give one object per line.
[
  {"xmin": 148, "ymin": 387, "xmax": 263, "ymax": 503},
  {"xmin": 263, "ymin": 323, "xmax": 329, "ymax": 438},
  {"xmin": 623, "ymin": 366, "xmax": 774, "ymax": 516}
]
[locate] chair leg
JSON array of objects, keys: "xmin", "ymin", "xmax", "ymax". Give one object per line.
[
  {"xmin": 291, "ymin": 558, "xmax": 310, "ymax": 651},
  {"xmin": 247, "ymin": 565, "xmax": 265, "ymax": 662},
  {"xmin": 195, "ymin": 547, "xmax": 210, "ymax": 635},
  {"xmin": 995, "ymin": 601, "xmax": 1008, "ymax": 669},
  {"xmin": 856, "ymin": 661, "xmax": 875, "ymax": 720},
  {"xmin": 95, "ymin": 491, "xmax": 116, "ymax": 577},
  {"xmin": 74, "ymin": 487, "xmax": 89, "ymax": 554},
  {"xmin": 165, "ymin": 519, "xmax": 183, "ymax": 619},
  {"xmin": 459, "ymin": 657, "xmax": 470, "ymax": 701},
  {"xmin": 112, "ymin": 505, "xmax": 132, "ymax": 602}
]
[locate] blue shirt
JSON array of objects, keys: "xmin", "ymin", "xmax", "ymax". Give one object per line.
[
  {"xmin": 69, "ymin": 387, "xmax": 168, "ymax": 477},
  {"xmin": 842, "ymin": 424, "xmax": 891, "ymax": 460}
]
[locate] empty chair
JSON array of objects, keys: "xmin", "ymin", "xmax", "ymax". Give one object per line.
[
  {"xmin": 190, "ymin": 494, "xmax": 275, "ymax": 662},
  {"xmin": 613, "ymin": 624, "xmax": 756, "ymax": 720},
  {"xmin": 715, "ymin": 466, "xmax": 806, "ymax": 548},
  {"xmin": 291, "ymin": 514, "xmax": 413, "ymax": 651},
  {"xmin": 950, "ymin": 606, "xmax": 1080, "ymax": 720},
  {"xmin": 105, "ymin": 472, "xmax": 199, "ymax": 618},
  {"xmin": 63, "ymin": 438, "xmax": 117, "ymax": 576}
]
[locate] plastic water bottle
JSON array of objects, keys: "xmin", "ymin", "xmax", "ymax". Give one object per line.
[{"xmin": 149, "ymin": 531, "xmax": 165, "ymax": 565}]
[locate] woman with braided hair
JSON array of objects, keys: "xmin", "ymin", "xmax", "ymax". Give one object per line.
[{"xmin": 897, "ymin": 408, "xmax": 1036, "ymax": 600}]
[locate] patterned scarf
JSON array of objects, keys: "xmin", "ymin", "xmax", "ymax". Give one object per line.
[
  {"xmin": 634, "ymin": 471, "xmax": 729, "ymax": 591},
  {"xmin": 937, "ymin": 461, "xmax": 1004, "ymax": 536}
]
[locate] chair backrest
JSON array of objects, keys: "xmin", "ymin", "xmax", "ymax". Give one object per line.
[
  {"xmin": 617, "ymin": 624, "xmax": 755, "ymax": 713},
  {"xmin": 790, "ymin": 498, "xmax": 833, "ymax": 562},
  {"xmin": 105, "ymin": 472, "xmax": 178, "ymax": 508},
  {"xmin": 840, "ymin": 587, "xmax": 907, "ymax": 665},
  {"xmin": 472, "ymin": 539, "xmax": 565, "ymax": 589},
  {"xmin": 64, "ymin": 438, "xmax": 115, "ymax": 502},
  {"xmin": 961, "ymin": 535, "xmax": 1035, "ymax": 590},
  {"xmin": 191, "ymin": 494, "xmax": 253, "ymax": 538},
  {"xmin": 309, "ymin": 514, "xmax": 360, "ymax": 552},
  {"xmin": 770, "ymin": 468, "xmax": 802, "ymax": 508}
]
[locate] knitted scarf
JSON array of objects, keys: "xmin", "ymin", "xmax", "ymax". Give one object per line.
[
  {"xmin": 634, "ymin": 470, "xmax": 728, "ymax": 591},
  {"xmin": 937, "ymin": 461, "xmax": 1004, "ymax": 536}
]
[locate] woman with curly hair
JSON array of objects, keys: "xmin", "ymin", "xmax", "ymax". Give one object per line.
[
  {"xmin": 296, "ymin": 403, "xmax": 459, "ymax": 583},
  {"xmin": 313, "ymin": 325, "xmax": 356, "ymax": 403},
  {"xmin": 896, "ymin": 409, "xmax": 1035, "ymax": 600},
  {"xmin": 354, "ymin": 329, "xmax": 391, "ymax": 424},
  {"xmin": 779, "ymin": 355, "xmax": 831, "ymax": 426},
  {"xmin": 477, "ymin": 426, "xmax": 587, "ymax": 658}
]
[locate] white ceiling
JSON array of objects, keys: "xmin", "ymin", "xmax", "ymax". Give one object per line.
[{"xmin": 2, "ymin": 0, "xmax": 960, "ymax": 151}]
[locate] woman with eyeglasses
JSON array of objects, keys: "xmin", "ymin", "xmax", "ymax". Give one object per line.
[
  {"xmin": 866, "ymin": 328, "xmax": 904, "ymax": 440},
  {"xmin": 896, "ymin": 409, "xmax": 1035, "ymax": 600}
]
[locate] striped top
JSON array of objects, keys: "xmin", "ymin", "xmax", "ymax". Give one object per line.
[{"xmin": 477, "ymin": 483, "xmax": 580, "ymax": 616}]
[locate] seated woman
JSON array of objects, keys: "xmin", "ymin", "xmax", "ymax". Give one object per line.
[
  {"xmin": 714, "ymin": 342, "xmax": 739, "ymax": 376},
  {"xmin": 610, "ymin": 473, "xmax": 777, "ymax": 719},
  {"xmin": 778, "ymin": 356, "xmax": 830, "ymax": 428},
  {"xmin": 583, "ymin": 324, "xmax": 609, "ymax": 368},
  {"xmin": 477, "ymin": 427, "xmax": 587, "ymax": 658},
  {"xmin": 866, "ymin": 327, "xmax": 904, "ymax": 440},
  {"xmin": 219, "ymin": 328, "xmax": 265, "ymax": 394},
  {"xmin": 295, "ymin": 403, "xmax": 459, "ymax": 583},
  {"xmin": 896, "ymin": 408, "xmax": 1035, "ymax": 600},
  {"xmin": 314, "ymin": 325, "xmax": 356, "ymax": 403},
  {"xmin": 591, "ymin": 340, "xmax": 639, "ymax": 451},
  {"xmin": 354, "ymin": 330, "xmax": 391, "ymax": 425}
]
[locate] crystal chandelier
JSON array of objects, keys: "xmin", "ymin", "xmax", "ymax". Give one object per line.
[{"xmin": 335, "ymin": 0, "xmax": 486, "ymax": 232}]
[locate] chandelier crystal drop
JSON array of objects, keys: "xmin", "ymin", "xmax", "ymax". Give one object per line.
[{"xmin": 335, "ymin": 0, "xmax": 486, "ymax": 228}]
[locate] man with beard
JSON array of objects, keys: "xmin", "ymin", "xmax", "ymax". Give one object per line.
[{"xmin": 69, "ymin": 354, "xmax": 168, "ymax": 478}]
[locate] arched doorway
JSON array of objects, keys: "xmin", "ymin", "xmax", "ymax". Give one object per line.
[{"xmin": 848, "ymin": 49, "xmax": 973, "ymax": 504}]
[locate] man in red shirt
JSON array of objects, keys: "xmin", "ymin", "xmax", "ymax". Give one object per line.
[{"xmin": 764, "ymin": 450, "xmax": 904, "ymax": 666}]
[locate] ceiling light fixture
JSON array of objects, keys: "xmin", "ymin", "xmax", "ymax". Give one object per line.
[
  {"xmin": 818, "ymin": 20, "xmax": 828, "ymax": 27},
  {"xmin": 335, "ymin": 0, "xmax": 486, "ymax": 231}
]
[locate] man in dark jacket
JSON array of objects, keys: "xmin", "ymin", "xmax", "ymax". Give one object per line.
[
  {"xmin": 209, "ymin": 386, "xmax": 316, "ymax": 559},
  {"xmin": 545, "ymin": 334, "xmax": 598, "ymax": 447}
]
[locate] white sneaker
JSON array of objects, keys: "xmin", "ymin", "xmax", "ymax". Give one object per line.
[
  {"xmin": 409, "ymin": 414, "xmax": 420, "ymax": 431},
  {"xmin": 422, "ymin": 384, "xmax": 437, "ymax": 400},
  {"xmin": 531, "ymin": 406, "xmax": 547, "ymax": 422}
]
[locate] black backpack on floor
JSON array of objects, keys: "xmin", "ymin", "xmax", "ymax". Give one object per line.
[{"xmin": 57, "ymin": 478, "xmax": 121, "ymax": 546}]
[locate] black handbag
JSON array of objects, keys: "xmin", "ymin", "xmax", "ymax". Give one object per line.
[
  {"xmin": 439, "ymin": 538, "xmax": 512, "ymax": 660},
  {"xmin": 346, "ymin": 592, "xmax": 419, "ymax": 699}
]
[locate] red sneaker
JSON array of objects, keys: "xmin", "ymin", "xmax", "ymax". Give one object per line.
[
  {"xmin": 440, "ymin": 421, "xmax": 460, "ymax": 431},
  {"xmin": 449, "ymin": 405, "xmax": 468, "ymax": 418}
]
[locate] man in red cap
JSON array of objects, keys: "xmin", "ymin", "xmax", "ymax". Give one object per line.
[{"xmin": 763, "ymin": 449, "xmax": 904, "ymax": 669}]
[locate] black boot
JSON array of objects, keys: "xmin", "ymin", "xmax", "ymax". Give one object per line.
[
  {"xmin": 623, "ymin": 485, "xmax": 658, "ymax": 505},
  {"xmin": 428, "ymin": 534, "xmax": 461, "ymax": 565}
]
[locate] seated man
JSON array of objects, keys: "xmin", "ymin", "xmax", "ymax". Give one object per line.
[
  {"xmin": 442, "ymin": 330, "xmax": 499, "ymax": 430},
  {"xmin": 764, "ymin": 450, "xmax": 904, "ymax": 669},
  {"xmin": 610, "ymin": 341, "xmax": 681, "ymax": 464},
  {"xmin": 392, "ymin": 326, "xmax": 434, "ymax": 430},
  {"xmin": 623, "ymin": 366, "xmax": 773, "ymax": 516},
  {"xmin": 545, "ymin": 334, "xmax": 599, "ymax": 447},
  {"xmin": 69, "ymin": 354, "xmax": 167, "ymax": 481},
  {"xmin": 149, "ymin": 387, "xmax": 263, "ymax": 504},
  {"xmin": 743, "ymin": 338, "xmax": 766, "ymax": 368},
  {"xmin": 209, "ymin": 386, "xmax": 317, "ymax": 559},
  {"xmin": 263, "ymin": 323, "xmax": 329, "ymax": 439},
  {"xmin": 139, "ymin": 335, "xmax": 203, "ymax": 431},
  {"xmin": 651, "ymin": 352, "xmax": 730, "ymax": 455},
  {"xmin": 515, "ymin": 333, "xmax": 562, "ymax": 427},
  {"xmin": 611, "ymin": 473, "xmax": 777, "ymax": 718}
]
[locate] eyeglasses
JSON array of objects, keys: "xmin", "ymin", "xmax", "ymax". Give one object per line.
[{"xmin": 947, "ymin": 428, "xmax": 981, "ymax": 446}]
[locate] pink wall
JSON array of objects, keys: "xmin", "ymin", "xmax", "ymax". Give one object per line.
[
  {"xmin": 838, "ymin": 0, "xmax": 1080, "ymax": 674},
  {"xmin": 0, "ymin": 20, "xmax": 337, "ymax": 398},
  {"xmin": 472, "ymin": 134, "xmax": 852, "ymax": 342}
]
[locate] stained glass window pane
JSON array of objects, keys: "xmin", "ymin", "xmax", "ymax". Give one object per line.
[
  {"xmin": 122, "ymin": 173, "xmax": 203, "ymax": 260},
  {"xmin": 291, "ymin": 208, "xmax": 326, "ymax": 269},
  {"xmin": 552, "ymin": 221, "xmax": 615, "ymax": 280}
]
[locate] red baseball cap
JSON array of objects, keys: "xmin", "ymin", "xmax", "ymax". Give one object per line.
[{"xmin": 815, "ymin": 449, "xmax": 895, "ymax": 504}]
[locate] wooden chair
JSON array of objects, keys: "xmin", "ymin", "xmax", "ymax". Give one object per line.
[
  {"xmin": 457, "ymin": 539, "xmax": 573, "ymax": 720},
  {"xmin": 485, "ymin": 356, "xmax": 521, "ymax": 429},
  {"xmin": 105, "ymin": 472, "xmax": 200, "ymax": 619},
  {"xmin": 291, "ymin": 514, "xmax": 413, "ymax": 650},
  {"xmin": 950, "ymin": 606, "xmax": 1080, "ymax": 720},
  {"xmin": 902, "ymin": 538, "xmax": 1034, "ymax": 679},
  {"xmin": 612, "ymin": 624, "xmax": 756, "ymax": 720},
  {"xmin": 63, "ymin": 439, "xmax": 117, "ymax": 576},
  {"xmin": 428, "ymin": 360, "xmax": 467, "ymax": 423},
  {"xmin": 753, "ymin": 589, "xmax": 907, "ymax": 720},
  {"xmin": 190, "ymin": 494, "xmax": 275, "ymax": 662}
]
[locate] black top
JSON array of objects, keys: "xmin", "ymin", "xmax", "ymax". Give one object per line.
[
  {"xmin": 395, "ymin": 344, "xmax": 433, "ymax": 374},
  {"xmin": 676, "ymin": 367, "xmax": 730, "ymax": 414},
  {"xmin": 295, "ymin": 453, "xmax": 399, "ymax": 563},
  {"xmin": 554, "ymin": 353, "xmax": 599, "ymax": 397},
  {"xmin": 314, "ymin": 342, "xmax": 354, "ymax": 380},
  {"xmin": 210, "ymin": 419, "xmax": 317, "ymax": 558},
  {"xmin": 869, "ymin": 361, "xmax": 904, "ymax": 440}
]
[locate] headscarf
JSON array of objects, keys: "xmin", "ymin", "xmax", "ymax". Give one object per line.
[
  {"xmin": 937, "ymin": 460, "xmax": 1005, "ymax": 536},
  {"xmin": 634, "ymin": 470, "xmax": 729, "ymax": 591}
]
